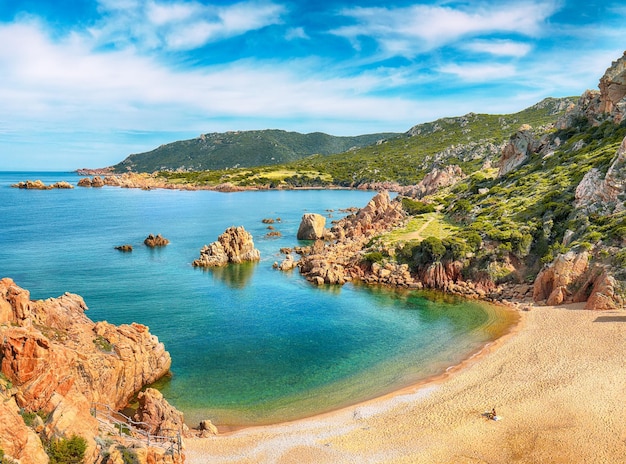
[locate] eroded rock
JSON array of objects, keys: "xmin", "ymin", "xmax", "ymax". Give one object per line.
[{"xmin": 192, "ymin": 226, "xmax": 260, "ymax": 267}]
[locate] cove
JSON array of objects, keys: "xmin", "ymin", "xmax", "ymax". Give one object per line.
[{"xmin": 0, "ymin": 172, "xmax": 516, "ymax": 427}]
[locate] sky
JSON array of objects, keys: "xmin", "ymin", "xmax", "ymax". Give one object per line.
[{"xmin": 0, "ymin": 0, "xmax": 625, "ymax": 170}]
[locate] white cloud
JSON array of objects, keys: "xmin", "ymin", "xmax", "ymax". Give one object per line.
[
  {"xmin": 92, "ymin": 0, "xmax": 286, "ymax": 51},
  {"xmin": 438, "ymin": 63, "xmax": 517, "ymax": 82},
  {"xmin": 285, "ymin": 27, "xmax": 309, "ymax": 41},
  {"xmin": 463, "ymin": 40, "xmax": 532, "ymax": 57},
  {"xmin": 0, "ymin": 19, "xmax": 422, "ymax": 137},
  {"xmin": 333, "ymin": 1, "xmax": 559, "ymax": 57}
]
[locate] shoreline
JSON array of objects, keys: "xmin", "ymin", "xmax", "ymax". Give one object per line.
[
  {"xmin": 185, "ymin": 303, "xmax": 626, "ymax": 463},
  {"xmin": 187, "ymin": 300, "xmax": 521, "ymax": 434}
]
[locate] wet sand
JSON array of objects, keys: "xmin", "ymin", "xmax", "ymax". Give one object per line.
[{"xmin": 185, "ymin": 303, "xmax": 626, "ymax": 463}]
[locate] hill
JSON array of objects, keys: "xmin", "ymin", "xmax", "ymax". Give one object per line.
[
  {"xmin": 158, "ymin": 97, "xmax": 576, "ymax": 188},
  {"xmin": 111, "ymin": 129, "xmax": 400, "ymax": 173}
]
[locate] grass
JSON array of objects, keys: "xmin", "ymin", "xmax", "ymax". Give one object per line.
[{"xmin": 385, "ymin": 213, "xmax": 459, "ymax": 244}]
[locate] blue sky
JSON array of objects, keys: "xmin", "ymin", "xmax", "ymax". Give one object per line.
[{"xmin": 0, "ymin": 0, "xmax": 624, "ymax": 170}]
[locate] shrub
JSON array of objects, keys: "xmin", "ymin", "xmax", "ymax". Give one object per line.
[
  {"xmin": 401, "ymin": 198, "xmax": 435, "ymax": 215},
  {"xmin": 363, "ymin": 251, "xmax": 384, "ymax": 263},
  {"xmin": 418, "ymin": 237, "xmax": 446, "ymax": 263},
  {"xmin": 46, "ymin": 436, "xmax": 87, "ymax": 464},
  {"xmin": 119, "ymin": 447, "xmax": 140, "ymax": 464},
  {"xmin": 615, "ymin": 250, "xmax": 626, "ymax": 267},
  {"xmin": 442, "ymin": 236, "xmax": 469, "ymax": 261}
]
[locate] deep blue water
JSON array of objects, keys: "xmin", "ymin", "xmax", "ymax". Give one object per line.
[{"xmin": 0, "ymin": 172, "xmax": 513, "ymax": 426}]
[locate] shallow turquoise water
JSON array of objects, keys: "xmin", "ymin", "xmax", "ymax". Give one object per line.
[{"xmin": 0, "ymin": 172, "xmax": 513, "ymax": 427}]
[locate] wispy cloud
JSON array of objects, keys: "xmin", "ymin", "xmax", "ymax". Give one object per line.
[
  {"xmin": 463, "ymin": 40, "xmax": 532, "ymax": 57},
  {"xmin": 91, "ymin": 0, "xmax": 286, "ymax": 51},
  {"xmin": 332, "ymin": 1, "xmax": 559, "ymax": 58}
]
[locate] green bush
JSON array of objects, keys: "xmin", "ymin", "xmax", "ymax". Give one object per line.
[
  {"xmin": 442, "ymin": 236, "xmax": 469, "ymax": 261},
  {"xmin": 363, "ymin": 251, "xmax": 384, "ymax": 263},
  {"xmin": 119, "ymin": 447, "xmax": 140, "ymax": 464},
  {"xmin": 46, "ymin": 436, "xmax": 87, "ymax": 464},
  {"xmin": 418, "ymin": 237, "xmax": 446, "ymax": 263},
  {"xmin": 615, "ymin": 250, "xmax": 626, "ymax": 267},
  {"xmin": 0, "ymin": 448, "xmax": 18, "ymax": 464},
  {"xmin": 400, "ymin": 198, "xmax": 435, "ymax": 215}
]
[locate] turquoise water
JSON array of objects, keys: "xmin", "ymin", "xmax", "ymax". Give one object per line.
[{"xmin": 0, "ymin": 172, "xmax": 514, "ymax": 427}]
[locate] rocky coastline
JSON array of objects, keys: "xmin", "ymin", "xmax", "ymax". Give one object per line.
[{"xmin": 0, "ymin": 278, "xmax": 186, "ymax": 464}]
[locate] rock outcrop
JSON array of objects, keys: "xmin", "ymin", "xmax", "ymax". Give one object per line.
[
  {"xmin": 11, "ymin": 180, "xmax": 74, "ymax": 189},
  {"xmin": 144, "ymin": 234, "xmax": 170, "ymax": 247},
  {"xmin": 192, "ymin": 226, "xmax": 260, "ymax": 267},
  {"xmin": 598, "ymin": 51, "xmax": 626, "ymax": 124},
  {"xmin": 409, "ymin": 165, "xmax": 466, "ymax": 198},
  {"xmin": 533, "ymin": 251, "xmax": 590, "ymax": 305},
  {"xmin": 297, "ymin": 213, "xmax": 326, "ymax": 240},
  {"xmin": 575, "ymin": 135, "xmax": 626, "ymax": 214},
  {"xmin": 498, "ymin": 127, "xmax": 545, "ymax": 177},
  {"xmin": 133, "ymin": 388, "xmax": 189, "ymax": 438},
  {"xmin": 298, "ymin": 192, "xmax": 406, "ymax": 285},
  {"xmin": 0, "ymin": 278, "xmax": 178, "ymax": 463},
  {"xmin": 532, "ymin": 252, "xmax": 624, "ymax": 309},
  {"xmin": 557, "ymin": 51, "xmax": 626, "ymax": 127}
]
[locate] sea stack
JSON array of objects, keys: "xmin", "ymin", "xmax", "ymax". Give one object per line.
[{"xmin": 192, "ymin": 226, "xmax": 260, "ymax": 267}]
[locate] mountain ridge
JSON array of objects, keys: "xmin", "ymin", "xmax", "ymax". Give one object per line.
[{"xmin": 111, "ymin": 129, "xmax": 401, "ymax": 173}]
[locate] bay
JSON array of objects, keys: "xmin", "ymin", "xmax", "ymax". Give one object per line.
[{"xmin": 0, "ymin": 172, "xmax": 515, "ymax": 427}]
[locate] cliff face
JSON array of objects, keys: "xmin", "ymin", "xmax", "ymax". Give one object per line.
[
  {"xmin": 0, "ymin": 278, "xmax": 174, "ymax": 463},
  {"xmin": 575, "ymin": 135, "xmax": 626, "ymax": 214},
  {"xmin": 558, "ymin": 51, "xmax": 626, "ymax": 128}
]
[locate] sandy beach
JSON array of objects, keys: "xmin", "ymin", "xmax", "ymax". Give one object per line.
[{"xmin": 185, "ymin": 303, "xmax": 626, "ymax": 463}]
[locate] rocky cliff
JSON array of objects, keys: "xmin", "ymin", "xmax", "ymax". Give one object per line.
[{"xmin": 0, "ymin": 278, "xmax": 183, "ymax": 464}]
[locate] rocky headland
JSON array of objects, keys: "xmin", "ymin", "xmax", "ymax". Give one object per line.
[{"xmin": 0, "ymin": 278, "xmax": 186, "ymax": 464}]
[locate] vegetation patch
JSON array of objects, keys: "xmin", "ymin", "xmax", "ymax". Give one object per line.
[{"xmin": 46, "ymin": 436, "xmax": 87, "ymax": 464}]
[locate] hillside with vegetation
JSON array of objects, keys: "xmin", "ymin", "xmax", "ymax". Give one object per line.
[
  {"xmin": 98, "ymin": 52, "xmax": 626, "ymax": 310},
  {"xmin": 157, "ymin": 97, "xmax": 575, "ymax": 188},
  {"xmin": 111, "ymin": 129, "xmax": 400, "ymax": 173}
]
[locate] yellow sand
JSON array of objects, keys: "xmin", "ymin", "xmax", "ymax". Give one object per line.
[{"xmin": 185, "ymin": 304, "xmax": 626, "ymax": 463}]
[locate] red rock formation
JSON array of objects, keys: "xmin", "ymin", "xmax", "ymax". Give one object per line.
[
  {"xmin": 412, "ymin": 165, "xmax": 466, "ymax": 198},
  {"xmin": 193, "ymin": 226, "xmax": 260, "ymax": 267},
  {"xmin": 533, "ymin": 251, "xmax": 590, "ymax": 304},
  {"xmin": 297, "ymin": 213, "xmax": 326, "ymax": 240},
  {"xmin": 0, "ymin": 278, "xmax": 176, "ymax": 463},
  {"xmin": 598, "ymin": 51, "xmax": 626, "ymax": 123},
  {"xmin": 134, "ymin": 388, "xmax": 189, "ymax": 438},
  {"xmin": 533, "ymin": 252, "xmax": 624, "ymax": 310},
  {"xmin": 11, "ymin": 180, "xmax": 74, "ymax": 189},
  {"xmin": 298, "ymin": 192, "xmax": 407, "ymax": 286}
]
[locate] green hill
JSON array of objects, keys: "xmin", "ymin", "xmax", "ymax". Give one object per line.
[
  {"xmin": 159, "ymin": 97, "xmax": 576, "ymax": 187},
  {"xmin": 111, "ymin": 129, "xmax": 400, "ymax": 173}
]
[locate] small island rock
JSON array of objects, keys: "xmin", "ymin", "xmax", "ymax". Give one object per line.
[
  {"xmin": 144, "ymin": 234, "xmax": 170, "ymax": 247},
  {"xmin": 193, "ymin": 226, "xmax": 260, "ymax": 267},
  {"xmin": 297, "ymin": 213, "xmax": 326, "ymax": 240}
]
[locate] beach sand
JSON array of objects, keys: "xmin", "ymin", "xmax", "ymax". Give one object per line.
[{"xmin": 185, "ymin": 304, "xmax": 626, "ymax": 463}]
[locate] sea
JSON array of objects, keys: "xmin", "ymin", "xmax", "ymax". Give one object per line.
[{"xmin": 0, "ymin": 171, "xmax": 516, "ymax": 427}]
